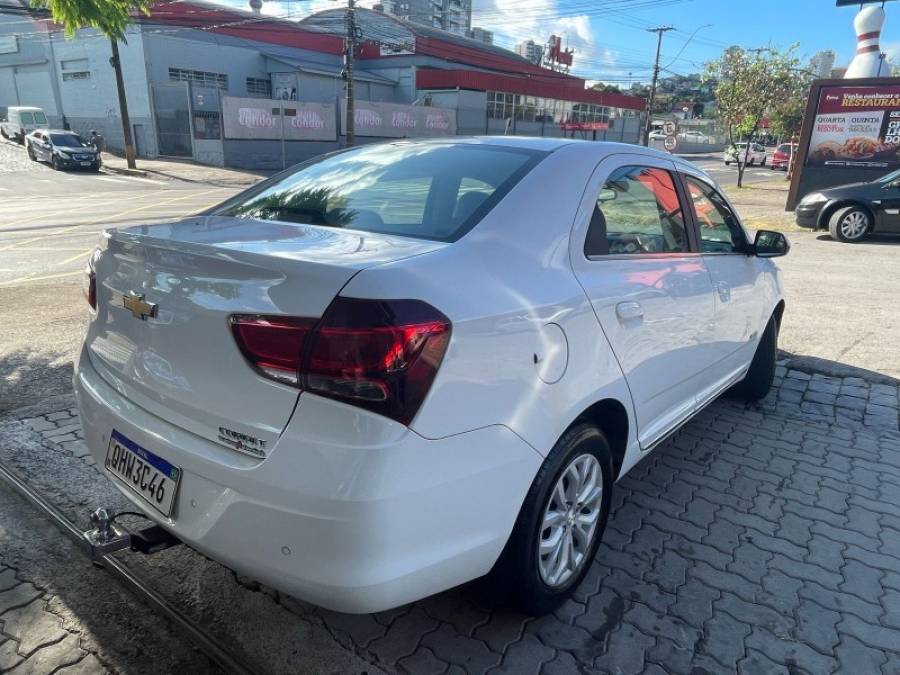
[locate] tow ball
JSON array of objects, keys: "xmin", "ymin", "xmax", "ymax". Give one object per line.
[{"xmin": 83, "ymin": 507, "xmax": 181, "ymax": 563}]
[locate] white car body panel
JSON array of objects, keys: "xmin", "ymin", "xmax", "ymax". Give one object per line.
[{"xmin": 74, "ymin": 137, "xmax": 785, "ymax": 613}]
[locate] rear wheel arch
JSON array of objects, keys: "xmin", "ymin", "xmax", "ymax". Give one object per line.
[{"xmin": 570, "ymin": 398, "xmax": 629, "ymax": 480}]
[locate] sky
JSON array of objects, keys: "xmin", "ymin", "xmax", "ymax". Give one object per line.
[{"xmin": 219, "ymin": 0, "xmax": 900, "ymax": 84}]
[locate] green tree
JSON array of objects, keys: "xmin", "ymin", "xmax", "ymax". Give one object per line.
[
  {"xmin": 705, "ymin": 45, "xmax": 802, "ymax": 187},
  {"xmin": 32, "ymin": 0, "xmax": 151, "ymax": 168}
]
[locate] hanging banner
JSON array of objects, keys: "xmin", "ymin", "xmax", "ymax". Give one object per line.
[
  {"xmin": 340, "ymin": 100, "xmax": 456, "ymax": 138},
  {"xmin": 221, "ymin": 96, "xmax": 336, "ymax": 141},
  {"xmin": 807, "ymin": 85, "xmax": 900, "ymax": 168}
]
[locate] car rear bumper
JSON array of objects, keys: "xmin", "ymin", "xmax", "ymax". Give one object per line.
[{"xmin": 74, "ymin": 345, "xmax": 541, "ymax": 613}]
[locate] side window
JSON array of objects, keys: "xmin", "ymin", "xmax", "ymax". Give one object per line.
[
  {"xmin": 585, "ymin": 165, "xmax": 688, "ymax": 256},
  {"xmin": 684, "ymin": 176, "xmax": 747, "ymax": 253}
]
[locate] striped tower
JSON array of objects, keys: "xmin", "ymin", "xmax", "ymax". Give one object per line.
[{"xmin": 845, "ymin": 5, "xmax": 886, "ymax": 78}]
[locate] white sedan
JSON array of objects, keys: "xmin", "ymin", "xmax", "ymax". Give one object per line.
[
  {"xmin": 724, "ymin": 142, "xmax": 768, "ymax": 166},
  {"xmin": 75, "ymin": 137, "xmax": 788, "ymax": 614}
]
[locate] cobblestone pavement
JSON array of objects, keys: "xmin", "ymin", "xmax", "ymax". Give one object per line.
[
  {"xmin": 0, "ymin": 566, "xmax": 105, "ymax": 674},
  {"xmin": 2, "ymin": 357, "xmax": 900, "ymax": 674},
  {"xmin": 0, "ymin": 136, "xmax": 48, "ymax": 174}
]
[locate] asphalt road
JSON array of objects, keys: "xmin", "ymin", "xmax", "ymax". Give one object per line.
[
  {"xmin": 0, "ymin": 153, "xmax": 244, "ymax": 409},
  {"xmin": 678, "ymin": 151, "xmax": 787, "ymax": 186}
]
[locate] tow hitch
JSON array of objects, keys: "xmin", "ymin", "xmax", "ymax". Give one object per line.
[{"xmin": 83, "ymin": 507, "xmax": 182, "ymax": 561}]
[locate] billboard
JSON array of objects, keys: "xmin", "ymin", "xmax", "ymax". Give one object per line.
[
  {"xmin": 807, "ymin": 85, "xmax": 900, "ymax": 168},
  {"xmin": 340, "ymin": 100, "xmax": 456, "ymax": 138},
  {"xmin": 221, "ymin": 97, "xmax": 336, "ymax": 141}
]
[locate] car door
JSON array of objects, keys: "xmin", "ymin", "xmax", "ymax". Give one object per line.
[
  {"xmin": 874, "ymin": 182, "xmax": 900, "ymax": 233},
  {"xmin": 36, "ymin": 132, "xmax": 50, "ymax": 161},
  {"xmin": 569, "ymin": 154, "xmax": 717, "ymax": 449},
  {"xmin": 680, "ymin": 171, "xmax": 766, "ymax": 400}
]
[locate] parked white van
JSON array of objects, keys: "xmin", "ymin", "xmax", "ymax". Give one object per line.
[{"xmin": 1, "ymin": 107, "xmax": 49, "ymax": 144}]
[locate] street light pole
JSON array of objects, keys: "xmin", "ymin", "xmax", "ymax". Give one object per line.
[
  {"xmin": 643, "ymin": 26, "xmax": 674, "ymax": 146},
  {"xmin": 343, "ymin": 0, "xmax": 357, "ymax": 147}
]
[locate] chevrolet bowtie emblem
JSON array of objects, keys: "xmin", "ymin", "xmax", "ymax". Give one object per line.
[{"xmin": 123, "ymin": 292, "xmax": 158, "ymax": 320}]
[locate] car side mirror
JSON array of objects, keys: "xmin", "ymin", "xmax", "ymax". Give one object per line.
[
  {"xmin": 752, "ymin": 230, "xmax": 789, "ymax": 258},
  {"xmin": 597, "ymin": 188, "xmax": 617, "ymax": 203}
]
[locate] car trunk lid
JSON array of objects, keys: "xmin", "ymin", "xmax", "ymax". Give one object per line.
[{"xmin": 86, "ymin": 215, "xmax": 444, "ymax": 457}]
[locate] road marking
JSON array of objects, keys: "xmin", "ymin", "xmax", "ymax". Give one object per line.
[
  {"xmin": 59, "ymin": 249, "xmax": 93, "ymax": 265},
  {"xmin": 0, "ymin": 187, "xmax": 221, "ymax": 231},
  {"xmin": 0, "ymin": 270, "xmax": 82, "ymax": 287},
  {"xmin": 0, "ymin": 189, "xmax": 228, "ymax": 254}
]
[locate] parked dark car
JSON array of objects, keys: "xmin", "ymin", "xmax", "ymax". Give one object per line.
[
  {"xmin": 25, "ymin": 129, "xmax": 101, "ymax": 171},
  {"xmin": 795, "ymin": 169, "xmax": 900, "ymax": 242}
]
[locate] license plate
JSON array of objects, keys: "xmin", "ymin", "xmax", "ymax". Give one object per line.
[
  {"xmin": 80, "ymin": 161, "xmax": 91, "ymax": 166},
  {"xmin": 105, "ymin": 430, "xmax": 181, "ymax": 517}
]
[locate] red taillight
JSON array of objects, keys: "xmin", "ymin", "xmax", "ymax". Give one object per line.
[
  {"xmin": 230, "ymin": 316, "xmax": 315, "ymax": 386},
  {"xmin": 230, "ymin": 298, "xmax": 451, "ymax": 425},
  {"xmin": 83, "ymin": 267, "xmax": 96, "ymax": 310}
]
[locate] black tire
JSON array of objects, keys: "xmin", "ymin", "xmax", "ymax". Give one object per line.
[
  {"xmin": 16, "ymin": 134, "xmax": 24, "ymax": 145},
  {"xmin": 491, "ymin": 423, "xmax": 614, "ymax": 615},
  {"xmin": 26, "ymin": 143, "xmax": 35, "ymax": 161},
  {"xmin": 725, "ymin": 161, "xmax": 730, "ymax": 166},
  {"xmin": 0, "ymin": 128, "xmax": 7, "ymax": 139},
  {"xmin": 828, "ymin": 205, "xmax": 871, "ymax": 243},
  {"xmin": 761, "ymin": 156, "xmax": 767, "ymax": 166},
  {"xmin": 51, "ymin": 155, "xmax": 59, "ymax": 170},
  {"xmin": 731, "ymin": 316, "xmax": 777, "ymax": 401}
]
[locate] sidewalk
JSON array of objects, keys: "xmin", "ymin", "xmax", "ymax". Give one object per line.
[
  {"xmin": 101, "ymin": 153, "xmax": 268, "ymax": 188},
  {"xmin": 723, "ymin": 179, "xmax": 798, "ymax": 231}
]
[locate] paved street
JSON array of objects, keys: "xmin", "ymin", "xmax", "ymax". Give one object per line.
[
  {"xmin": 677, "ymin": 151, "xmax": 788, "ymax": 187},
  {"xmin": 1, "ymin": 364, "xmax": 898, "ymax": 674},
  {"xmin": 1, "ymin": 137, "xmax": 899, "ymax": 674}
]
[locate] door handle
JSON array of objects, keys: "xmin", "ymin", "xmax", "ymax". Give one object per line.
[{"xmin": 616, "ymin": 301, "xmax": 644, "ymax": 321}]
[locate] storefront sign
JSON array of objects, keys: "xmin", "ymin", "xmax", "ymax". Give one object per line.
[
  {"xmin": 340, "ymin": 100, "xmax": 456, "ymax": 138},
  {"xmin": 559, "ymin": 121, "xmax": 609, "ymax": 131},
  {"xmin": 222, "ymin": 97, "xmax": 336, "ymax": 141},
  {"xmin": 807, "ymin": 85, "xmax": 900, "ymax": 168}
]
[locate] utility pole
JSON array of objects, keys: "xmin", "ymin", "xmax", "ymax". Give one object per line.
[
  {"xmin": 343, "ymin": 0, "xmax": 358, "ymax": 147},
  {"xmin": 109, "ymin": 38, "xmax": 136, "ymax": 169},
  {"xmin": 642, "ymin": 26, "xmax": 673, "ymax": 146}
]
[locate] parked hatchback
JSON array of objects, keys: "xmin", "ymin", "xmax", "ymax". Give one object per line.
[
  {"xmin": 26, "ymin": 129, "xmax": 101, "ymax": 171},
  {"xmin": 724, "ymin": 142, "xmax": 767, "ymax": 166},
  {"xmin": 75, "ymin": 138, "xmax": 788, "ymax": 614},
  {"xmin": 795, "ymin": 168, "xmax": 900, "ymax": 242},
  {"xmin": 770, "ymin": 143, "xmax": 797, "ymax": 171}
]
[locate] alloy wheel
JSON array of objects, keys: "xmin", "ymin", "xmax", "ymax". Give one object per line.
[
  {"xmin": 538, "ymin": 453, "xmax": 604, "ymax": 587},
  {"xmin": 840, "ymin": 211, "xmax": 868, "ymax": 240}
]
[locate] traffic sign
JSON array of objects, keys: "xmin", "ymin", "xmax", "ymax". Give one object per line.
[
  {"xmin": 663, "ymin": 135, "xmax": 678, "ymax": 152},
  {"xmin": 662, "ymin": 120, "xmax": 677, "ymax": 136}
]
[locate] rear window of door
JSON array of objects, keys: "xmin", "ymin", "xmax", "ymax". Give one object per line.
[
  {"xmin": 683, "ymin": 175, "xmax": 748, "ymax": 253},
  {"xmin": 584, "ymin": 165, "xmax": 688, "ymax": 256},
  {"xmin": 215, "ymin": 143, "xmax": 546, "ymax": 242}
]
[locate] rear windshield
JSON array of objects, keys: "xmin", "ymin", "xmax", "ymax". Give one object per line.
[
  {"xmin": 50, "ymin": 133, "xmax": 86, "ymax": 147},
  {"xmin": 19, "ymin": 111, "xmax": 47, "ymax": 125},
  {"xmin": 777, "ymin": 144, "xmax": 791, "ymax": 153},
  {"xmin": 215, "ymin": 143, "xmax": 546, "ymax": 242}
]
